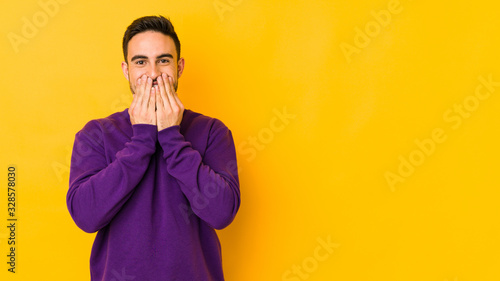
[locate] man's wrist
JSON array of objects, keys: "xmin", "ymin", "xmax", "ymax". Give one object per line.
[
  {"xmin": 131, "ymin": 124, "xmax": 158, "ymax": 149},
  {"xmin": 157, "ymin": 125, "xmax": 184, "ymax": 155}
]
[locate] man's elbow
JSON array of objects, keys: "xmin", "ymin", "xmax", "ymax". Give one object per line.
[
  {"xmin": 67, "ymin": 201, "xmax": 101, "ymax": 233},
  {"xmin": 211, "ymin": 215, "xmax": 236, "ymax": 230},
  {"xmin": 211, "ymin": 200, "xmax": 240, "ymax": 230},
  {"xmin": 68, "ymin": 209, "xmax": 101, "ymax": 233}
]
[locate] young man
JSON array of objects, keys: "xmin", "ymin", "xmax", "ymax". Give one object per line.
[{"xmin": 67, "ymin": 15, "xmax": 240, "ymax": 280}]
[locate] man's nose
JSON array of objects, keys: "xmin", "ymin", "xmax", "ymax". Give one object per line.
[{"xmin": 148, "ymin": 65, "xmax": 161, "ymax": 80}]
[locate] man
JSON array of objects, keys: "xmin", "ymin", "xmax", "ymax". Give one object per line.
[{"xmin": 67, "ymin": 15, "xmax": 240, "ymax": 281}]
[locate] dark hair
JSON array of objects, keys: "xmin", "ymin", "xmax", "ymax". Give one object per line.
[{"xmin": 122, "ymin": 15, "xmax": 181, "ymax": 62}]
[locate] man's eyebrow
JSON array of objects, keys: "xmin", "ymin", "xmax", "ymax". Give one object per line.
[
  {"xmin": 130, "ymin": 55, "xmax": 148, "ymax": 62},
  {"xmin": 157, "ymin": 53, "xmax": 174, "ymax": 59},
  {"xmin": 130, "ymin": 54, "xmax": 174, "ymax": 62}
]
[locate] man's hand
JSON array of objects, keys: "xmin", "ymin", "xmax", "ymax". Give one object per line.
[
  {"xmin": 129, "ymin": 75, "xmax": 157, "ymax": 126},
  {"xmin": 155, "ymin": 73, "xmax": 184, "ymax": 131}
]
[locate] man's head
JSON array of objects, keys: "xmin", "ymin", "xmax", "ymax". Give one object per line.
[{"xmin": 121, "ymin": 15, "xmax": 184, "ymax": 93}]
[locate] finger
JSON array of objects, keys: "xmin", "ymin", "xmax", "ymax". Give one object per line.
[
  {"xmin": 155, "ymin": 83, "xmax": 162, "ymax": 110},
  {"xmin": 141, "ymin": 76, "xmax": 153, "ymax": 112},
  {"xmin": 157, "ymin": 74, "xmax": 169, "ymax": 109},
  {"xmin": 135, "ymin": 75, "xmax": 147, "ymax": 111},
  {"xmin": 150, "ymin": 86, "xmax": 157, "ymax": 111},
  {"xmin": 162, "ymin": 73, "xmax": 173, "ymax": 109},
  {"xmin": 163, "ymin": 75, "xmax": 175, "ymax": 105},
  {"xmin": 130, "ymin": 76, "xmax": 145, "ymax": 112}
]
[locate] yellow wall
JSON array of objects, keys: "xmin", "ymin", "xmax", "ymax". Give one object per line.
[{"xmin": 2, "ymin": 0, "xmax": 500, "ymax": 280}]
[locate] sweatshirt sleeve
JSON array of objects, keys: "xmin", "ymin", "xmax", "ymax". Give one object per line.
[
  {"xmin": 158, "ymin": 120, "xmax": 240, "ymax": 230},
  {"xmin": 67, "ymin": 121, "xmax": 157, "ymax": 233}
]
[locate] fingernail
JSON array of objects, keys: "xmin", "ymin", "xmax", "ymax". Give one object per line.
[{"xmin": 148, "ymin": 77, "xmax": 152, "ymax": 82}]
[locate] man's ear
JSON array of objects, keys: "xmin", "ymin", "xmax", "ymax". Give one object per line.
[
  {"xmin": 177, "ymin": 57, "xmax": 185, "ymax": 79},
  {"xmin": 121, "ymin": 61, "xmax": 129, "ymax": 81}
]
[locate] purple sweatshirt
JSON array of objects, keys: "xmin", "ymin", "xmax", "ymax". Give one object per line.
[{"xmin": 67, "ymin": 108, "xmax": 240, "ymax": 281}]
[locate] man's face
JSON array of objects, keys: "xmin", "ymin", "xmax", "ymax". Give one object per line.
[{"xmin": 121, "ymin": 31, "xmax": 184, "ymax": 94}]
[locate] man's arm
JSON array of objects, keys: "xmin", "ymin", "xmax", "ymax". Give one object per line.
[
  {"xmin": 155, "ymin": 73, "xmax": 240, "ymax": 229},
  {"xmin": 67, "ymin": 75, "xmax": 157, "ymax": 233},
  {"xmin": 67, "ymin": 123, "xmax": 157, "ymax": 233},
  {"xmin": 159, "ymin": 123, "xmax": 240, "ymax": 230}
]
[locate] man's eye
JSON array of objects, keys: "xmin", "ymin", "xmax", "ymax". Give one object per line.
[
  {"xmin": 159, "ymin": 59, "xmax": 170, "ymax": 64},
  {"xmin": 136, "ymin": 60, "xmax": 145, "ymax": 65}
]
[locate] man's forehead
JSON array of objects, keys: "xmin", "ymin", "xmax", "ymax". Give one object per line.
[{"xmin": 128, "ymin": 31, "xmax": 177, "ymax": 58}]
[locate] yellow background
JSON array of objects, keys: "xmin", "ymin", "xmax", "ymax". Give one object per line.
[{"xmin": 2, "ymin": 0, "xmax": 500, "ymax": 280}]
